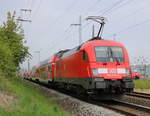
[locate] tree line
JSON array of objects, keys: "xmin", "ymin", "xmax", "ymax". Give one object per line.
[{"xmin": 0, "ymin": 12, "xmax": 29, "ymax": 77}]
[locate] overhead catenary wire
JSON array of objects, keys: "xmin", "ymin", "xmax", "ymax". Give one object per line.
[
  {"xmin": 48, "ymin": 26, "xmax": 73, "ymax": 50},
  {"xmin": 33, "ymin": 0, "xmax": 149, "ymax": 56},
  {"xmin": 106, "ymin": 1, "xmax": 146, "ymax": 29},
  {"xmin": 100, "ymin": 0, "xmax": 149, "ymax": 38},
  {"xmin": 46, "ymin": 0, "xmax": 103, "ymax": 46},
  {"xmin": 26, "ymin": 0, "xmax": 31, "ymax": 9},
  {"xmin": 84, "ymin": 0, "xmax": 103, "ymax": 14},
  {"xmin": 21, "ymin": 0, "xmax": 150, "ymax": 69},
  {"xmin": 40, "ymin": 0, "xmax": 80, "ymax": 50},
  {"xmin": 100, "ymin": 0, "xmax": 126, "ymax": 15},
  {"xmin": 30, "ymin": 0, "xmax": 34, "ymax": 9},
  {"xmin": 61, "ymin": 0, "xmax": 124, "ymax": 43},
  {"xmin": 48, "ymin": 0, "xmax": 102, "ymax": 41},
  {"xmin": 104, "ymin": 0, "xmax": 135, "ymax": 16},
  {"xmin": 45, "ymin": 0, "xmax": 117, "ymax": 50},
  {"xmin": 32, "ymin": 0, "xmax": 42, "ymax": 18},
  {"xmin": 82, "ymin": 0, "xmax": 125, "ymax": 33},
  {"xmin": 106, "ymin": 18, "xmax": 150, "ymax": 38},
  {"xmin": 78, "ymin": 0, "xmax": 146, "ymax": 42},
  {"xmin": 82, "ymin": 0, "xmax": 136, "ymax": 38},
  {"xmin": 29, "ymin": 0, "xmax": 79, "ymax": 51},
  {"xmin": 48, "ymin": 0, "xmax": 79, "ymax": 28}
]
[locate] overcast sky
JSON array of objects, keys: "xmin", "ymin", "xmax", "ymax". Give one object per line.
[{"xmin": 1, "ymin": 0, "xmax": 150, "ymax": 70}]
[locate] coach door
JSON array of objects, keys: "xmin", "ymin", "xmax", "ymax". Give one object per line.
[{"xmin": 48, "ymin": 64, "xmax": 52, "ymax": 81}]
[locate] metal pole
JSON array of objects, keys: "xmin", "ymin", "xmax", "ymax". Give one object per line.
[
  {"xmin": 113, "ymin": 34, "xmax": 117, "ymax": 40},
  {"xmin": 92, "ymin": 24, "xmax": 95, "ymax": 38},
  {"xmin": 39, "ymin": 51, "xmax": 40, "ymax": 63},
  {"xmin": 71, "ymin": 16, "xmax": 82, "ymax": 45},
  {"xmin": 79, "ymin": 16, "xmax": 82, "ymax": 44},
  {"xmin": 28, "ymin": 59, "xmax": 30, "ymax": 72},
  {"xmin": 34, "ymin": 51, "xmax": 40, "ymax": 63}
]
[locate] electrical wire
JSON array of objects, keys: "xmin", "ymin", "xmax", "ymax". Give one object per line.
[
  {"xmin": 44, "ymin": 0, "xmax": 104, "ymax": 49},
  {"xmin": 107, "ymin": 18, "xmax": 150, "ymax": 37},
  {"xmin": 85, "ymin": 0, "xmax": 103, "ymax": 14},
  {"xmin": 30, "ymin": 0, "xmax": 34, "ymax": 9},
  {"xmin": 104, "ymin": 0, "xmax": 135, "ymax": 16},
  {"xmin": 32, "ymin": 0, "xmax": 42, "ymax": 18},
  {"xmin": 32, "ymin": 0, "xmax": 149, "ymax": 55},
  {"xmin": 49, "ymin": 0, "xmax": 79, "ymax": 28},
  {"xmin": 100, "ymin": 0, "xmax": 125, "ymax": 15},
  {"xmin": 49, "ymin": 0, "xmax": 103, "ymax": 52},
  {"xmin": 48, "ymin": 26, "xmax": 73, "ymax": 50},
  {"xmin": 81, "ymin": 0, "xmax": 126, "ymax": 37},
  {"xmin": 107, "ymin": 3, "xmax": 147, "ymax": 29}
]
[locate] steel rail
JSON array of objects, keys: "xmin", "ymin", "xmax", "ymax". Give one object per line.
[
  {"xmin": 126, "ymin": 92, "xmax": 150, "ymax": 100},
  {"xmin": 97, "ymin": 99, "xmax": 150, "ymax": 116},
  {"xmin": 112, "ymin": 99, "xmax": 150, "ymax": 113}
]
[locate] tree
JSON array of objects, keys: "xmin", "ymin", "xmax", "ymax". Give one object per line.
[
  {"xmin": 0, "ymin": 11, "xmax": 29, "ymax": 76},
  {"xmin": 0, "ymin": 41, "xmax": 16, "ymax": 76}
]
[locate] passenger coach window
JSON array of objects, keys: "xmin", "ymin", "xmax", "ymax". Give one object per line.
[
  {"xmin": 48, "ymin": 65, "xmax": 51, "ymax": 71},
  {"xmin": 83, "ymin": 51, "xmax": 88, "ymax": 61}
]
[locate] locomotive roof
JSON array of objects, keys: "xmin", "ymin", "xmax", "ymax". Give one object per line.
[
  {"xmin": 80, "ymin": 39, "xmax": 124, "ymax": 49},
  {"xmin": 54, "ymin": 38, "xmax": 125, "ymax": 58}
]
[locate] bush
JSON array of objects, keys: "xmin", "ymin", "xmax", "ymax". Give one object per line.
[
  {"xmin": 0, "ymin": 41, "xmax": 16, "ymax": 76},
  {"xmin": 0, "ymin": 11, "xmax": 29, "ymax": 77}
]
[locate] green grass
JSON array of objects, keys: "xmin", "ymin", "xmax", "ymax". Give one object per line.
[
  {"xmin": 0, "ymin": 76, "xmax": 72, "ymax": 116},
  {"xmin": 134, "ymin": 78, "xmax": 150, "ymax": 89}
]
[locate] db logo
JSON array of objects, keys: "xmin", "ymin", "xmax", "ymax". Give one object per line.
[{"xmin": 109, "ymin": 68, "xmax": 116, "ymax": 74}]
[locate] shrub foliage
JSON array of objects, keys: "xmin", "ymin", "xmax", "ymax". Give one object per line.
[{"xmin": 0, "ymin": 12, "xmax": 29, "ymax": 76}]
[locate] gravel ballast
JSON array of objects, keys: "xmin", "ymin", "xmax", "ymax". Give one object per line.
[
  {"xmin": 28, "ymin": 81, "xmax": 124, "ymax": 116},
  {"xmin": 121, "ymin": 95, "xmax": 150, "ymax": 107}
]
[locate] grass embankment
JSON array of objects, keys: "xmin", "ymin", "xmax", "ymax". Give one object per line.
[
  {"xmin": 0, "ymin": 76, "xmax": 72, "ymax": 116},
  {"xmin": 134, "ymin": 78, "xmax": 150, "ymax": 89}
]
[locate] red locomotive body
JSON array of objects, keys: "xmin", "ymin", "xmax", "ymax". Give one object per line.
[
  {"xmin": 31, "ymin": 38, "xmax": 134, "ymax": 98},
  {"xmin": 53, "ymin": 39, "xmax": 134, "ymax": 94}
]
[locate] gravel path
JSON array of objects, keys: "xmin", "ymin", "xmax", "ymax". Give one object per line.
[{"xmin": 28, "ymin": 81, "xmax": 124, "ymax": 116}]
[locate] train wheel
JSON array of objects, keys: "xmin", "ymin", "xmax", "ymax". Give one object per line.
[
  {"xmin": 35, "ymin": 79, "xmax": 39, "ymax": 82},
  {"xmin": 76, "ymin": 86, "xmax": 87, "ymax": 99}
]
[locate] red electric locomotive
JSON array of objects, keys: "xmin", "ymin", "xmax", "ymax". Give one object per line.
[
  {"xmin": 53, "ymin": 38, "xmax": 134, "ymax": 96},
  {"xmin": 31, "ymin": 17, "xmax": 134, "ymax": 99},
  {"xmin": 31, "ymin": 37, "xmax": 134, "ymax": 99}
]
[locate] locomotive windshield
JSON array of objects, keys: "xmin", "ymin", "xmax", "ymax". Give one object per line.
[{"xmin": 95, "ymin": 46, "xmax": 124, "ymax": 62}]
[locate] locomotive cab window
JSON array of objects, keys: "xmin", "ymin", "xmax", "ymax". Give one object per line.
[
  {"xmin": 95, "ymin": 46, "xmax": 124, "ymax": 62},
  {"xmin": 82, "ymin": 51, "xmax": 88, "ymax": 61}
]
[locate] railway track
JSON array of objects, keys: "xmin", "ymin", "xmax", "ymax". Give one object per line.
[
  {"xmin": 126, "ymin": 92, "xmax": 150, "ymax": 100},
  {"xmin": 98, "ymin": 99, "xmax": 150, "ymax": 116}
]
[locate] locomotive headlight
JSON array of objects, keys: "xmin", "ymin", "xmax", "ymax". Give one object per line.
[
  {"xmin": 117, "ymin": 68, "xmax": 130, "ymax": 75},
  {"xmin": 126, "ymin": 69, "xmax": 130, "ymax": 75},
  {"xmin": 92, "ymin": 69, "xmax": 99, "ymax": 76}
]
